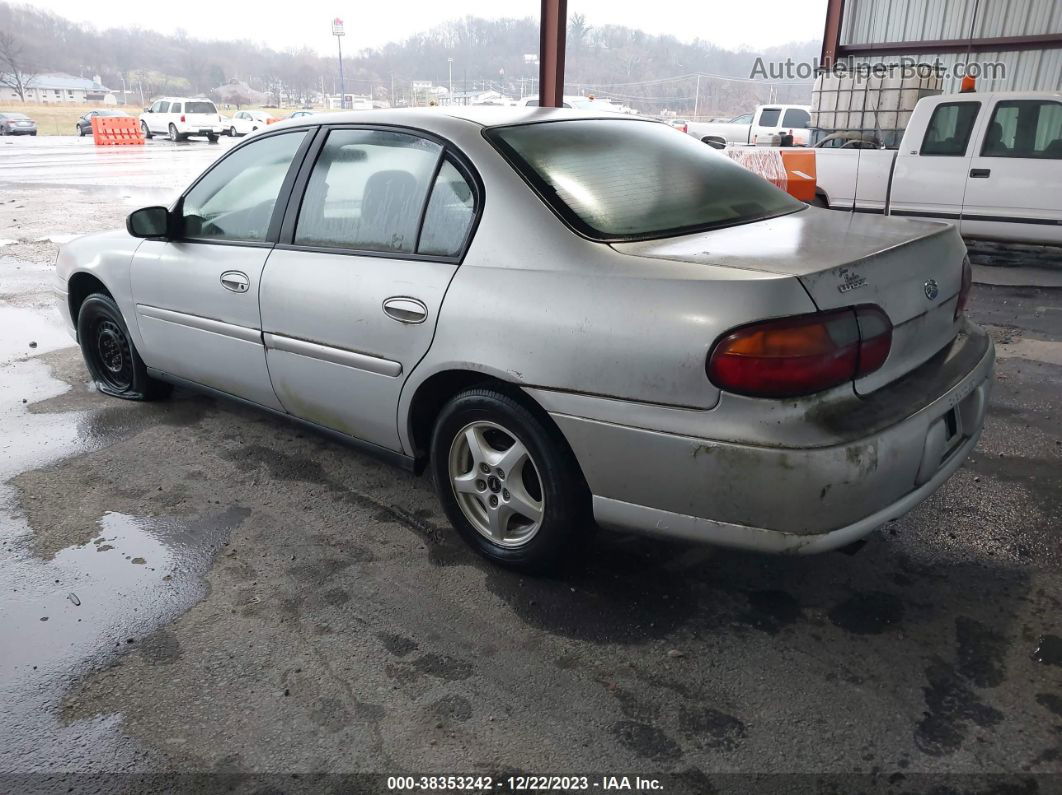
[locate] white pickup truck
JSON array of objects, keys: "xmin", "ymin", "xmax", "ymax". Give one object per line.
[
  {"xmin": 814, "ymin": 91, "xmax": 1062, "ymax": 246},
  {"xmin": 688, "ymin": 105, "xmax": 811, "ymax": 146}
]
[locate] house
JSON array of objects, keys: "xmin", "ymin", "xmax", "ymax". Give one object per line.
[{"xmin": 1, "ymin": 73, "xmax": 113, "ymax": 103}]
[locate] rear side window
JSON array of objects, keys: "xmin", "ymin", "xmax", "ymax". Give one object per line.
[
  {"xmin": 186, "ymin": 102, "xmax": 216, "ymax": 114},
  {"xmin": 982, "ymin": 100, "xmax": 1062, "ymax": 159},
  {"xmin": 180, "ymin": 131, "xmax": 307, "ymax": 242},
  {"xmin": 921, "ymin": 102, "xmax": 980, "ymax": 156},
  {"xmin": 758, "ymin": 108, "xmax": 781, "ymax": 126},
  {"xmin": 170, "ymin": 103, "xmax": 182, "ymax": 114},
  {"xmin": 782, "ymin": 108, "xmax": 810, "ymax": 128},
  {"xmin": 295, "ymin": 129, "xmax": 440, "ymax": 253},
  {"xmin": 418, "ymin": 159, "xmax": 476, "ymax": 257},
  {"xmin": 487, "ymin": 119, "xmax": 803, "ymax": 241}
]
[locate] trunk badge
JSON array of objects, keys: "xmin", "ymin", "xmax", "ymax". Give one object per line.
[
  {"xmin": 837, "ymin": 267, "xmax": 867, "ymax": 294},
  {"xmin": 924, "ymin": 279, "xmax": 939, "ymax": 300}
]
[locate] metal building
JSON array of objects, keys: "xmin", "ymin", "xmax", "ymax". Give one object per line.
[{"xmin": 821, "ymin": 0, "xmax": 1062, "ymax": 93}]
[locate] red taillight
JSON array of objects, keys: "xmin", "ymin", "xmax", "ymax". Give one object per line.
[
  {"xmin": 707, "ymin": 306, "xmax": 892, "ymax": 398},
  {"xmin": 180, "ymin": 114, "xmax": 186, "ymax": 122},
  {"xmin": 955, "ymin": 256, "xmax": 972, "ymax": 320},
  {"xmin": 681, "ymin": 123, "xmax": 688, "ymax": 133}
]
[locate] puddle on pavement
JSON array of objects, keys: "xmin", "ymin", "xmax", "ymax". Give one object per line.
[
  {"xmin": 0, "ymin": 310, "xmax": 249, "ymax": 772},
  {"xmin": 0, "ymin": 303, "xmax": 70, "ymax": 363}
]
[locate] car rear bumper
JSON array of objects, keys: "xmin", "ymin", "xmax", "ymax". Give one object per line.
[
  {"xmin": 543, "ymin": 322, "xmax": 994, "ymax": 553},
  {"xmin": 5, "ymin": 128, "xmax": 36, "ymax": 135}
]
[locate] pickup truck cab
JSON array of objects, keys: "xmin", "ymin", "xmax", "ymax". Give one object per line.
[
  {"xmin": 814, "ymin": 91, "xmax": 1062, "ymax": 245},
  {"xmin": 688, "ymin": 105, "xmax": 811, "ymax": 146},
  {"xmin": 140, "ymin": 97, "xmax": 225, "ymax": 142}
]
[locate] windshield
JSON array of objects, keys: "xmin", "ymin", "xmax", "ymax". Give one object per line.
[
  {"xmin": 186, "ymin": 102, "xmax": 216, "ymax": 114},
  {"xmin": 487, "ymin": 119, "xmax": 803, "ymax": 241}
]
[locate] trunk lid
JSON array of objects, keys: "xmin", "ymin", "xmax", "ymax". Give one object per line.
[{"xmin": 612, "ymin": 208, "xmax": 966, "ymax": 395}]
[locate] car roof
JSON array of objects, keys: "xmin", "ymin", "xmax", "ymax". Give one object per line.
[{"xmin": 269, "ymin": 106, "xmax": 645, "ymax": 132}]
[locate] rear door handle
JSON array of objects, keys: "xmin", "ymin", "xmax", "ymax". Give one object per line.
[
  {"xmin": 220, "ymin": 271, "xmax": 249, "ymax": 293},
  {"xmin": 383, "ymin": 297, "xmax": 428, "ymax": 324},
  {"xmin": 969, "ymin": 168, "xmax": 991, "ymax": 178}
]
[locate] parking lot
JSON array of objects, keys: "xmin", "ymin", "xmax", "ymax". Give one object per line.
[{"xmin": 1, "ymin": 134, "xmax": 1061, "ymax": 790}]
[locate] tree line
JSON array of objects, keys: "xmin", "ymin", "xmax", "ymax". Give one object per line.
[{"xmin": 0, "ymin": 3, "xmax": 816, "ymax": 116}]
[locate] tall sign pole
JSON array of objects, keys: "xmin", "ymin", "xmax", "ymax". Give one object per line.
[{"xmin": 332, "ymin": 18, "xmax": 346, "ymax": 110}]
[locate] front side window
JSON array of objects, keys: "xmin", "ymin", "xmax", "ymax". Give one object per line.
[
  {"xmin": 757, "ymin": 108, "xmax": 781, "ymax": 127},
  {"xmin": 156, "ymin": 101, "xmax": 170, "ymax": 113},
  {"xmin": 921, "ymin": 102, "xmax": 980, "ymax": 156},
  {"xmin": 983, "ymin": 100, "xmax": 1062, "ymax": 159},
  {"xmin": 295, "ymin": 129, "xmax": 440, "ymax": 253},
  {"xmin": 418, "ymin": 159, "xmax": 476, "ymax": 257},
  {"xmin": 487, "ymin": 119, "xmax": 803, "ymax": 241},
  {"xmin": 180, "ymin": 131, "xmax": 307, "ymax": 242}
]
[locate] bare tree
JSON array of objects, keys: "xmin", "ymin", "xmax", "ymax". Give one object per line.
[{"xmin": 0, "ymin": 30, "xmax": 36, "ymax": 102}]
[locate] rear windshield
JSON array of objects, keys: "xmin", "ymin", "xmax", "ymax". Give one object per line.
[
  {"xmin": 186, "ymin": 102, "xmax": 216, "ymax": 114},
  {"xmin": 486, "ymin": 119, "xmax": 803, "ymax": 241},
  {"xmin": 4, "ymin": 113, "xmax": 29, "ymax": 120}
]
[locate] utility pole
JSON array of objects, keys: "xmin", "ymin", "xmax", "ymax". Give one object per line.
[
  {"xmin": 332, "ymin": 17, "xmax": 346, "ymax": 109},
  {"xmin": 447, "ymin": 57, "xmax": 454, "ymax": 104},
  {"xmin": 693, "ymin": 73, "xmax": 700, "ymax": 118}
]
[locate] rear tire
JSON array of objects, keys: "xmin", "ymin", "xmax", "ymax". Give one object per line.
[
  {"xmin": 78, "ymin": 125, "xmax": 85, "ymax": 136},
  {"xmin": 77, "ymin": 293, "xmax": 170, "ymax": 401},
  {"xmin": 430, "ymin": 387, "xmax": 591, "ymax": 572},
  {"xmin": 168, "ymin": 124, "xmax": 179, "ymax": 142},
  {"xmin": 207, "ymin": 133, "xmax": 219, "ymax": 143},
  {"xmin": 229, "ymin": 126, "xmax": 237, "ymax": 137}
]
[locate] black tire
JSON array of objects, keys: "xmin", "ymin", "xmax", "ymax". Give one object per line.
[
  {"xmin": 229, "ymin": 126, "xmax": 237, "ymax": 137},
  {"xmin": 168, "ymin": 123, "xmax": 180, "ymax": 142},
  {"xmin": 77, "ymin": 293, "xmax": 170, "ymax": 401},
  {"xmin": 207, "ymin": 133, "xmax": 219, "ymax": 143},
  {"xmin": 430, "ymin": 387, "xmax": 591, "ymax": 571},
  {"xmin": 809, "ymin": 194, "xmax": 829, "ymax": 208},
  {"xmin": 141, "ymin": 121, "xmax": 153, "ymax": 139},
  {"xmin": 78, "ymin": 125, "xmax": 85, "ymax": 136}
]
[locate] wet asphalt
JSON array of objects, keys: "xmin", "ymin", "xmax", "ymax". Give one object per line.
[{"xmin": 0, "ymin": 136, "xmax": 1060, "ymax": 792}]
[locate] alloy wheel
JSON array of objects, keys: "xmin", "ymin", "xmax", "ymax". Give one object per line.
[{"xmin": 448, "ymin": 421, "xmax": 545, "ymax": 548}]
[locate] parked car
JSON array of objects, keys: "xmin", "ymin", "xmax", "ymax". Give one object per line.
[
  {"xmin": 813, "ymin": 90, "xmax": 1062, "ymax": 245},
  {"xmin": 0, "ymin": 112, "xmax": 37, "ymax": 136},
  {"xmin": 54, "ymin": 108, "xmax": 992, "ymax": 570},
  {"xmin": 140, "ymin": 97, "xmax": 225, "ymax": 142},
  {"xmin": 76, "ymin": 109, "xmax": 130, "ymax": 137},
  {"xmin": 289, "ymin": 110, "xmax": 315, "ymax": 119},
  {"xmin": 688, "ymin": 105, "xmax": 811, "ymax": 146},
  {"xmin": 228, "ymin": 111, "xmax": 275, "ymax": 136},
  {"xmin": 666, "ymin": 118, "xmax": 690, "ymax": 134}
]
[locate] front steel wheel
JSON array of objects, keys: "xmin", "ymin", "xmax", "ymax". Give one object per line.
[
  {"xmin": 77, "ymin": 293, "xmax": 170, "ymax": 401},
  {"xmin": 431, "ymin": 387, "xmax": 591, "ymax": 571},
  {"xmin": 448, "ymin": 420, "xmax": 545, "ymax": 548}
]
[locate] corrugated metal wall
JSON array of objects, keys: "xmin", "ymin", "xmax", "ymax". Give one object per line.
[
  {"xmin": 838, "ymin": 0, "xmax": 1062, "ymax": 93},
  {"xmin": 852, "ymin": 49, "xmax": 1062, "ymax": 92},
  {"xmin": 841, "ymin": 0, "xmax": 1062, "ymax": 44}
]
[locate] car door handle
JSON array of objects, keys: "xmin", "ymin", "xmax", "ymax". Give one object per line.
[
  {"xmin": 382, "ymin": 297, "xmax": 428, "ymax": 324},
  {"xmin": 969, "ymin": 168, "xmax": 991, "ymax": 178},
  {"xmin": 220, "ymin": 271, "xmax": 249, "ymax": 293}
]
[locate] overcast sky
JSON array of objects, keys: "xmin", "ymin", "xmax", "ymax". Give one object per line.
[{"xmin": 29, "ymin": 0, "xmax": 827, "ymax": 54}]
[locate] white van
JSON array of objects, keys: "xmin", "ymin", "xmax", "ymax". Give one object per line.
[{"xmin": 140, "ymin": 97, "xmax": 226, "ymax": 142}]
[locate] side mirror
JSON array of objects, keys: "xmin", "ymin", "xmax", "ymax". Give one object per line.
[
  {"xmin": 703, "ymin": 136, "xmax": 727, "ymax": 150},
  {"xmin": 144, "ymin": 107, "xmax": 152, "ymax": 113},
  {"xmin": 127, "ymin": 206, "xmax": 171, "ymax": 239}
]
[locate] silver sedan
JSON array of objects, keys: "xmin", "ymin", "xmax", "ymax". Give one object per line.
[{"xmin": 54, "ymin": 107, "xmax": 993, "ymax": 570}]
